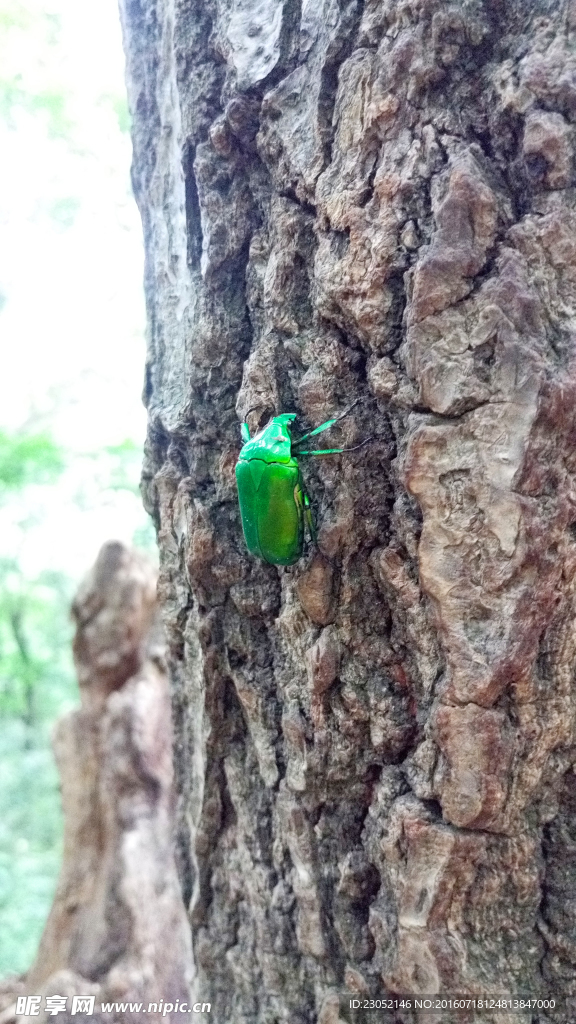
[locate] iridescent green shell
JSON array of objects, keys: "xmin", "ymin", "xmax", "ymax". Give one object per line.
[{"xmin": 235, "ymin": 414, "xmax": 306, "ymax": 565}]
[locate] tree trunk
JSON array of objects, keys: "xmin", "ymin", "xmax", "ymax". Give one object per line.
[
  {"xmin": 19, "ymin": 543, "xmax": 192, "ymax": 1022},
  {"xmin": 119, "ymin": 0, "xmax": 576, "ymax": 1019}
]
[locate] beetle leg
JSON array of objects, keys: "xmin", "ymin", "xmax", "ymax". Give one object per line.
[
  {"xmin": 303, "ymin": 490, "xmax": 316, "ymax": 545},
  {"xmin": 294, "ymin": 481, "xmax": 316, "ymax": 547},
  {"xmin": 292, "ymin": 399, "xmax": 359, "ymax": 447},
  {"xmin": 241, "ymin": 404, "xmax": 277, "ymax": 440},
  {"xmin": 241, "ymin": 405, "xmax": 262, "ymax": 440},
  {"xmin": 292, "ymin": 418, "xmax": 338, "ymax": 447}
]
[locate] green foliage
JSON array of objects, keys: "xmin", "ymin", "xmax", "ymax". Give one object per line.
[
  {"xmin": 0, "ymin": 557, "xmax": 75, "ymax": 976},
  {"xmin": 47, "ymin": 195, "xmax": 80, "ymax": 229},
  {"xmin": 0, "ymin": 2, "xmax": 28, "ymax": 30},
  {"xmin": 0, "ymin": 429, "xmax": 64, "ymax": 492},
  {"xmin": 102, "ymin": 438, "xmax": 144, "ymax": 494},
  {"xmin": 113, "ymin": 95, "xmax": 131, "ymax": 134},
  {"xmin": 133, "ymin": 517, "xmax": 157, "ymax": 554},
  {"xmin": 0, "ymin": 560, "xmax": 75, "ymax": 724},
  {"xmin": 0, "ymin": 719, "xmax": 64, "ymax": 975},
  {"xmin": 0, "ymin": 2, "xmax": 72, "ymax": 138},
  {"xmin": 0, "ymin": 556, "xmax": 75, "ymax": 976},
  {"xmin": 0, "ymin": 427, "xmax": 73, "ymax": 726},
  {"xmin": 1, "ymin": 85, "xmax": 71, "ymax": 139},
  {"xmin": 99, "ymin": 92, "xmax": 131, "ymax": 135}
]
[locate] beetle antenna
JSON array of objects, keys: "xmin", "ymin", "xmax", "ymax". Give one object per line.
[
  {"xmin": 295, "ymin": 433, "xmax": 385, "ymax": 457},
  {"xmin": 331, "ymin": 398, "xmax": 360, "ymax": 425}
]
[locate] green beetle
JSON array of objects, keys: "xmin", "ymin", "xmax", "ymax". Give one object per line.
[{"xmin": 235, "ymin": 403, "xmax": 367, "ymax": 565}]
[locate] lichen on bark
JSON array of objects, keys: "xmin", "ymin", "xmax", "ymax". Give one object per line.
[{"xmin": 120, "ymin": 0, "xmax": 576, "ymax": 1019}]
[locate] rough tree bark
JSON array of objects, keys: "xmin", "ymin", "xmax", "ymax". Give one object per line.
[{"xmin": 119, "ymin": 0, "xmax": 576, "ymax": 1020}]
